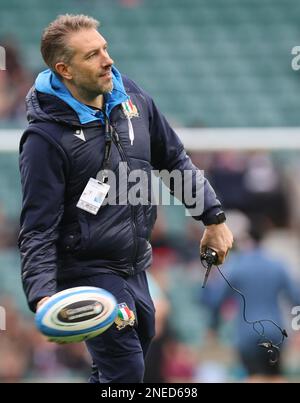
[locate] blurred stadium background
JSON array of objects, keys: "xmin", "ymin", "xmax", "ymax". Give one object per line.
[{"xmin": 1, "ymin": 0, "xmax": 300, "ymax": 382}]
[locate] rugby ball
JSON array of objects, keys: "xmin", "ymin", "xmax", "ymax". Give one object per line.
[{"xmin": 35, "ymin": 286, "xmax": 118, "ymax": 343}]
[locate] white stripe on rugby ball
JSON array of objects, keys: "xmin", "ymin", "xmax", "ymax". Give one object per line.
[{"xmin": 35, "ymin": 286, "xmax": 117, "ymax": 343}]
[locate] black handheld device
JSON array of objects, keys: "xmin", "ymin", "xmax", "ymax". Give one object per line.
[{"xmin": 200, "ymin": 248, "xmax": 218, "ymax": 288}]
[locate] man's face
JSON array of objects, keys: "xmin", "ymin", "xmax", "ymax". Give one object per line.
[{"xmin": 63, "ymin": 29, "xmax": 114, "ymax": 96}]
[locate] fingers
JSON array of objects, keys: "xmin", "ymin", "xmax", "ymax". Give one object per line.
[
  {"xmin": 215, "ymin": 240, "xmax": 233, "ymax": 264},
  {"xmin": 200, "ymin": 223, "xmax": 234, "ymax": 265},
  {"xmin": 200, "ymin": 243, "xmax": 224, "ymax": 264},
  {"xmin": 200, "ymin": 242, "xmax": 207, "ymax": 255},
  {"xmin": 216, "ymin": 250, "xmax": 226, "ymax": 265},
  {"xmin": 36, "ymin": 296, "xmax": 51, "ymax": 312},
  {"xmin": 200, "ymin": 248, "xmax": 227, "ymax": 265},
  {"xmin": 47, "ymin": 337, "xmax": 67, "ymax": 345}
]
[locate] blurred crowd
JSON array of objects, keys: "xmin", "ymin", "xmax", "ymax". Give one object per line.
[{"xmin": 0, "ymin": 296, "xmax": 91, "ymax": 382}]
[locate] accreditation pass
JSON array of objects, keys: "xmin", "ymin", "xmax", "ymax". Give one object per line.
[{"xmin": 77, "ymin": 178, "xmax": 110, "ymax": 215}]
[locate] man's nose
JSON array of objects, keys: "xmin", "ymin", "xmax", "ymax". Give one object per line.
[{"xmin": 102, "ymin": 53, "xmax": 114, "ymax": 67}]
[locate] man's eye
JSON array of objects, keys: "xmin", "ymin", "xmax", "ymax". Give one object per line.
[{"xmin": 87, "ymin": 53, "xmax": 96, "ymax": 59}]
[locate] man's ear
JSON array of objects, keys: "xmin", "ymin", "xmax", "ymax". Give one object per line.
[{"xmin": 54, "ymin": 62, "xmax": 72, "ymax": 80}]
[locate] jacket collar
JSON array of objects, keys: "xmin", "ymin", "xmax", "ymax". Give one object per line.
[{"xmin": 35, "ymin": 66, "xmax": 129, "ymax": 125}]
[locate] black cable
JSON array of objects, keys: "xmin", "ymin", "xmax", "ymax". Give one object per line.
[{"xmin": 201, "ymin": 249, "xmax": 288, "ymax": 365}]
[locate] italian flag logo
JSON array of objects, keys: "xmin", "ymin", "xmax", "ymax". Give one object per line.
[
  {"xmin": 118, "ymin": 304, "xmax": 132, "ymax": 320},
  {"xmin": 122, "ymin": 99, "xmax": 139, "ymax": 118},
  {"xmin": 115, "ymin": 303, "xmax": 135, "ymax": 330}
]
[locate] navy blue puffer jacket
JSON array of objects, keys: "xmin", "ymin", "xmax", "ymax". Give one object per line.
[{"xmin": 19, "ymin": 68, "xmax": 222, "ymax": 312}]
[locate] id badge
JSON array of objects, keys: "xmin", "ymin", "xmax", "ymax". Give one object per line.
[{"xmin": 76, "ymin": 178, "xmax": 110, "ymax": 215}]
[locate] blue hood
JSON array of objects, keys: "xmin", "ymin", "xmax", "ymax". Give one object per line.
[{"xmin": 35, "ymin": 66, "xmax": 129, "ymax": 125}]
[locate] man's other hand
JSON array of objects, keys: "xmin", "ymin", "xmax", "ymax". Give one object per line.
[
  {"xmin": 35, "ymin": 296, "xmax": 67, "ymax": 344},
  {"xmin": 36, "ymin": 296, "xmax": 50, "ymax": 311},
  {"xmin": 200, "ymin": 223, "xmax": 233, "ymax": 265}
]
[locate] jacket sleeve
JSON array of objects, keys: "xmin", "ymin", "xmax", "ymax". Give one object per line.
[
  {"xmin": 18, "ymin": 132, "xmax": 65, "ymax": 312},
  {"xmin": 145, "ymin": 93, "xmax": 223, "ymax": 223}
]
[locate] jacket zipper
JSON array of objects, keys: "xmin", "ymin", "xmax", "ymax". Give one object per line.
[{"xmin": 111, "ymin": 127, "xmax": 137, "ymax": 274}]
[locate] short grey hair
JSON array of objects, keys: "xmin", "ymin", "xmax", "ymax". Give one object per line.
[{"xmin": 41, "ymin": 14, "xmax": 99, "ymax": 70}]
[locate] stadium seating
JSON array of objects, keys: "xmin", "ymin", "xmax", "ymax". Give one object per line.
[{"xmin": 0, "ymin": 0, "xmax": 300, "ymax": 127}]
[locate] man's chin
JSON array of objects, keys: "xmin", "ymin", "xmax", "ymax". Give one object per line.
[
  {"xmin": 99, "ymin": 79, "xmax": 113, "ymax": 94},
  {"xmin": 103, "ymin": 84, "xmax": 113, "ymax": 94}
]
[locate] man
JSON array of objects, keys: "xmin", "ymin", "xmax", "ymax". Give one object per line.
[{"xmin": 19, "ymin": 14, "xmax": 233, "ymax": 383}]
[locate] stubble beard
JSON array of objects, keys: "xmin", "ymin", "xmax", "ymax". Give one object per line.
[{"xmin": 101, "ymin": 79, "xmax": 113, "ymax": 94}]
